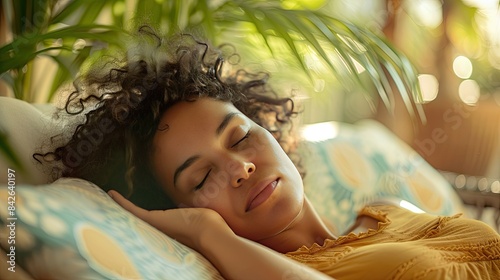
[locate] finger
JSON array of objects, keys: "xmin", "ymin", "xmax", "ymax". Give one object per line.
[{"xmin": 108, "ymin": 190, "xmax": 150, "ymax": 221}]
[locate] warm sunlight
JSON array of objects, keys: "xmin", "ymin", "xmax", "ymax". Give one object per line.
[
  {"xmin": 406, "ymin": 0, "xmax": 443, "ymax": 28},
  {"xmin": 459, "ymin": 79, "xmax": 480, "ymax": 105},
  {"xmin": 418, "ymin": 74, "xmax": 439, "ymax": 102},
  {"xmin": 453, "ymin": 56, "xmax": 473, "ymax": 79},
  {"xmin": 301, "ymin": 121, "xmax": 339, "ymax": 142}
]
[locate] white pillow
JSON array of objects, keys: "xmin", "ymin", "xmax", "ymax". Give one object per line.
[{"xmin": 0, "ymin": 97, "xmax": 63, "ymax": 185}]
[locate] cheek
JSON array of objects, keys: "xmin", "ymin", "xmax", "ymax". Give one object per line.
[
  {"xmin": 191, "ymin": 188, "xmax": 245, "ymax": 234},
  {"xmin": 243, "ymin": 129, "xmax": 281, "ymax": 159},
  {"xmin": 259, "ymin": 131, "xmax": 293, "ymax": 166},
  {"xmin": 188, "ymin": 181, "xmax": 244, "ymax": 227},
  {"xmin": 186, "ymin": 176, "xmax": 233, "ymax": 209}
]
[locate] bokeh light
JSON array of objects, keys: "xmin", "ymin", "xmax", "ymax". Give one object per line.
[
  {"xmin": 418, "ymin": 74, "xmax": 439, "ymax": 102},
  {"xmin": 458, "ymin": 79, "xmax": 480, "ymax": 105},
  {"xmin": 406, "ymin": 0, "xmax": 443, "ymax": 28},
  {"xmin": 453, "ymin": 56, "xmax": 473, "ymax": 79},
  {"xmin": 301, "ymin": 121, "xmax": 339, "ymax": 142}
]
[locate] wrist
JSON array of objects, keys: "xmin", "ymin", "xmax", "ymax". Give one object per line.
[{"xmin": 197, "ymin": 224, "xmax": 236, "ymax": 256}]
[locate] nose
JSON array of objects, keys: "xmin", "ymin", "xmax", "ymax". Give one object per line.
[{"xmin": 228, "ymin": 159, "xmax": 256, "ymax": 187}]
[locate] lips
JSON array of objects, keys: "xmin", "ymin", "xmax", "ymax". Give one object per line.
[{"xmin": 246, "ymin": 178, "xmax": 279, "ymax": 212}]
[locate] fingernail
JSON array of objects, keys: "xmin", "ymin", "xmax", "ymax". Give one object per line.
[{"xmin": 108, "ymin": 190, "xmax": 114, "ymax": 198}]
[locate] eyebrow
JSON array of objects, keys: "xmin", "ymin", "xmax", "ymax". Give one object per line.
[
  {"xmin": 173, "ymin": 112, "xmax": 240, "ymax": 188},
  {"xmin": 173, "ymin": 155, "xmax": 200, "ymax": 188},
  {"xmin": 216, "ymin": 112, "xmax": 239, "ymax": 136}
]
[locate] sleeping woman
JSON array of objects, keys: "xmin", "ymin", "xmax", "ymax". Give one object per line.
[{"xmin": 37, "ymin": 26, "xmax": 500, "ymax": 279}]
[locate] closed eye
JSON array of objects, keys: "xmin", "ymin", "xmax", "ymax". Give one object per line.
[
  {"xmin": 231, "ymin": 129, "xmax": 252, "ymax": 148},
  {"xmin": 194, "ymin": 169, "xmax": 212, "ymax": 191}
]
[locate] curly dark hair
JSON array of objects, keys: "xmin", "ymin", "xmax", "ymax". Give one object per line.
[{"xmin": 35, "ymin": 26, "xmax": 300, "ymax": 210}]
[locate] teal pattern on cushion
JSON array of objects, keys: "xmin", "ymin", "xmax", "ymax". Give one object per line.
[
  {"xmin": 301, "ymin": 120, "xmax": 464, "ymax": 234},
  {"xmin": 0, "ymin": 178, "xmax": 223, "ymax": 280}
]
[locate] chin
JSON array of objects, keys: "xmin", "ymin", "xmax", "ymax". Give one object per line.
[{"xmin": 271, "ymin": 193, "xmax": 303, "ymax": 225}]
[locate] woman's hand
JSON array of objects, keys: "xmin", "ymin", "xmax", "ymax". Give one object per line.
[
  {"xmin": 108, "ymin": 190, "xmax": 232, "ymax": 251},
  {"xmin": 108, "ymin": 190, "xmax": 333, "ymax": 280}
]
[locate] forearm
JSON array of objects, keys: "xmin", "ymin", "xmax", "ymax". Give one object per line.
[
  {"xmin": 199, "ymin": 229, "xmax": 333, "ymax": 280},
  {"xmin": 107, "ymin": 192, "xmax": 330, "ymax": 279}
]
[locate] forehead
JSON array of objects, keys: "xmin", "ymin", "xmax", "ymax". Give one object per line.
[{"xmin": 158, "ymin": 98, "xmax": 239, "ymax": 133}]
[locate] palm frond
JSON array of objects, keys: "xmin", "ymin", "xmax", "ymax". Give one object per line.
[
  {"xmin": 213, "ymin": 1, "xmax": 422, "ymax": 118},
  {"xmin": 1, "ymin": 0, "xmax": 422, "ymax": 115},
  {"xmin": 45, "ymin": 45, "xmax": 92, "ymax": 101}
]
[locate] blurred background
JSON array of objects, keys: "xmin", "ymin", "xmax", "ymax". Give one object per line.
[{"xmin": 1, "ymin": 0, "xmax": 499, "ymax": 182}]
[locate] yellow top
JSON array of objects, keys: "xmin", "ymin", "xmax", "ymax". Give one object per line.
[{"xmin": 285, "ymin": 205, "xmax": 500, "ymax": 279}]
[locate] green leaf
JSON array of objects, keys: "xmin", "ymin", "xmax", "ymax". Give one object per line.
[
  {"xmin": 237, "ymin": 3, "xmax": 276, "ymax": 57},
  {"xmin": 284, "ymin": 13, "xmax": 341, "ymax": 76},
  {"xmin": 0, "ymin": 46, "xmax": 70, "ymax": 73},
  {"xmin": 261, "ymin": 10, "xmax": 312, "ymax": 79},
  {"xmin": 2, "ymin": 0, "xmax": 424, "ymax": 120},
  {"xmin": 359, "ymin": 51, "xmax": 394, "ymax": 112},
  {"xmin": 45, "ymin": 46, "xmax": 91, "ymax": 102},
  {"xmin": 303, "ymin": 12, "xmax": 364, "ymax": 87},
  {"xmin": 0, "ymin": 24, "xmax": 121, "ymax": 71},
  {"xmin": 193, "ymin": 0, "xmax": 216, "ymax": 40},
  {"xmin": 135, "ymin": 0, "xmax": 164, "ymax": 30},
  {"xmin": 165, "ymin": 0, "xmax": 181, "ymax": 34},
  {"xmin": 51, "ymin": 0, "xmax": 88, "ymax": 24},
  {"xmin": 78, "ymin": 1, "xmax": 108, "ymax": 25}
]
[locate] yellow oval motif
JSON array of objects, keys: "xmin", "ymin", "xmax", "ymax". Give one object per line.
[{"xmin": 79, "ymin": 225, "xmax": 141, "ymax": 279}]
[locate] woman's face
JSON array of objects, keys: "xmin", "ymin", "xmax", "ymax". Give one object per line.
[{"xmin": 151, "ymin": 97, "xmax": 304, "ymax": 241}]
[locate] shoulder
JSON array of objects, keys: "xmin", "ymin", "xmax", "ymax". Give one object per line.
[{"xmin": 361, "ymin": 202, "xmax": 499, "ymax": 242}]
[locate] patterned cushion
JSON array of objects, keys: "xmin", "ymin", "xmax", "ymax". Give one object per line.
[
  {"xmin": 301, "ymin": 120, "xmax": 465, "ymax": 234},
  {"xmin": 0, "ymin": 178, "xmax": 223, "ymax": 280}
]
